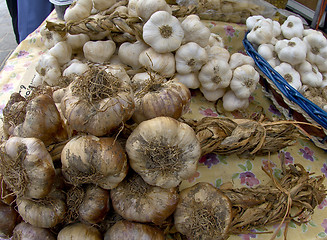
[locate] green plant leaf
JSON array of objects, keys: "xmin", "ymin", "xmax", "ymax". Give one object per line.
[
  {"xmin": 309, "ymin": 221, "xmax": 317, "ymax": 227},
  {"xmin": 301, "ymin": 223, "xmax": 308, "ymax": 232},
  {"xmin": 246, "ymin": 160, "xmax": 252, "ymax": 171},
  {"xmin": 238, "ymin": 164, "xmax": 247, "ymax": 171},
  {"xmin": 232, "ymin": 173, "xmax": 240, "ymax": 179},
  {"xmin": 318, "ymin": 232, "xmax": 327, "ymax": 238},
  {"xmin": 289, "ymin": 221, "xmax": 297, "ymax": 228}
]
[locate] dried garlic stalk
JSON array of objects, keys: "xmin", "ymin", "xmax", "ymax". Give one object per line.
[{"xmin": 185, "ymin": 116, "xmax": 302, "ymax": 157}]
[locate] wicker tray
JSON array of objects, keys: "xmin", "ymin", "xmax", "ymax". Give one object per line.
[{"xmin": 243, "ymin": 32, "xmax": 327, "ymax": 150}]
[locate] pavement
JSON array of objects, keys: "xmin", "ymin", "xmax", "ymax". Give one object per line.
[{"xmin": 0, "ymin": 0, "xmax": 18, "ymax": 71}]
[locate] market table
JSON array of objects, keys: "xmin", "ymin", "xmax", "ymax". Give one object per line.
[{"xmin": 1, "ymin": 10, "xmax": 327, "ymax": 240}]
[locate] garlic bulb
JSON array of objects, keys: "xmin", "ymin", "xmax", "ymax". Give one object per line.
[
  {"xmin": 175, "ymin": 42, "xmax": 208, "ymax": 74},
  {"xmin": 174, "ymin": 182, "xmax": 232, "ymax": 240},
  {"xmin": 49, "ymin": 41, "xmax": 72, "ymax": 66},
  {"xmin": 136, "ymin": 0, "xmax": 172, "ymax": 21},
  {"xmin": 12, "ymin": 222, "xmax": 56, "ymax": 240},
  {"xmin": 139, "ymin": 48, "xmax": 175, "ymax": 77},
  {"xmin": 17, "ymin": 189, "xmax": 66, "ymax": 228},
  {"xmin": 111, "ymin": 172, "xmax": 179, "ymax": 224},
  {"xmin": 35, "ymin": 53, "xmax": 61, "ymax": 86},
  {"xmin": 104, "ymin": 220, "xmax": 165, "ymax": 240},
  {"xmin": 66, "ymin": 33, "xmax": 90, "ymax": 52},
  {"xmin": 274, "ymin": 63, "xmax": 302, "ymax": 90},
  {"xmin": 0, "ymin": 201, "xmax": 19, "ymax": 238},
  {"xmin": 131, "ymin": 73, "xmax": 191, "ymax": 123},
  {"xmin": 208, "ymin": 33, "xmax": 225, "ymax": 48},
  {"xmin": 199, "ymin": 59, "xmax": 233, "ymax": 90},
  {"xmin": 61, "ymin": 66, "xmax": 134, "ymax": 136},
  {"xmin": 93, "ymin": 0, "xmax": 116, "ymax": 11},
  {"xmin": 66, "ymin": 184, "xmax": 110, "ymax": 224},
  {"xmin": 61, "ymin": 135, "xmax": 128, "ymax": 189},
  {"xmin": 126, "ymin": 117, "xmax": 201, "ymax": 188},
  {"xmin": 222, "ymin": 90, "xmax": 249, "ymax": 111},
  {"xmin": 143, "ymin": 11, "xmax": 184, "ymax": 53},
  {"xmin": 229, "ymin": 53, "xmax": 255, "ymax": 70},
  {"xmin": 58, "ymin": 223, "xmax": 102, "ymax": 240},
  {"xmin": 181, "ymin": 14, "xmax": 211, "ymax": 48},
  {"xmin": 63, "ymin": 60, "xmax": 90, "ymax": 76},
  {"xmin": 200, "ymin": 87, "xmax": 226, "ymax": 102},
  {"xmin": 0, "ymin": 137, "xmax": 55, "ymax": 199},
  {"xmin": 118, "ymin": 40, "xmax": 149, "ymax": 69},
  {"xmin": 40, "ymin": 25, "xmax": 65, "ymax": 49},
  {"xmin": 83, "ymin": 40, "xmax": 116, "ymax": 63},
  {"xmin": 296, "ymin": 61, "xmax": 323, "ymax": 87},
  {"xmin": 64, "ymin": 0, "xmax": 93, "ymax": 22},
  {"xmin": 127, "ymin": 0, "xmax": 139, "ymax": 17},
  {"xmin": 175, "ymin": 73, "xmax": 200, "ymax": 89},
  {"xmin": 206, "ymin": 46, "xmax": 230, "ymax": 62}
]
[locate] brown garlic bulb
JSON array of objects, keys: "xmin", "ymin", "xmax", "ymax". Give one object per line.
[
  {"xmin": 174, "ymin": 182, "xmax": 233, "ymax": 240},
  {"xmin": 126, "ymin": 116, "xmax": 201, "ymax": 188},
  {"xmin": 12, "ymin": 222, "xmax": 56, "ymax": 240},
  {"xmin": 66, "ymin": 184, "xmax": 110, "ymax": 224},
  {"xmin": 104, "ymin": 220, "xmax": 165, "ymax": 240},
  {"xmin": 5, "ymin": 93, "xmax": 68, "ymax": 146},
  {"xmin": 61, "ymin": 135, "xmax": 128, "ymax": 189},
  {"xmin": 57, "ymin": 222, "xmax": 102, "ymax": 240},
  {"xmin": 0, "ymin": 201, "xmax": 19, "ymax": 238},
  {"xmin": 16, "ymin": 189, "xmax": 66, "ymax": 228},
  {"xmin": 0, "ymin": 137, "xmax": 55, "ymax": 199},
  {"xmin": 131, "ymin": 73, "xmax": 191, "ymax": 123},
  {"xmin": 110, "ymin": 172, "xmax": 179, "ymax": 225},
  {"xmin": 60, "ymin": 65, "xmax": 135, "ymax": 136}
]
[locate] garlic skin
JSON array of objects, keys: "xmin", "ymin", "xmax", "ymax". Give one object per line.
[
  {"xmin": 35, "ymin": 54, "xmax": 61, "ymax": 86},
  {"xmin": 175, "ymin": 73, "xmax": 200, "ymax": 89},
  {"xmin": 206, "ymin": 45, "xmax": 230, "ymax": 62},
  {"xmin": 208, "ymin": 33, "xmax": 225, "ymax": 48},
  {"xmin": 92, "ymin": 0, "xmax": 116, "ymax": 11},
  {"xmin": 230, "ymin": 64, "xmax": 259, "ymax": 99},
  {"xmin": 274, "ymin": 63, "xmax": 302, "ymax": 90},
  {"xmin": 17, "ymin": 189, "xmax": 66, "ymax": 228},
  {"xmin": 0, "ymin": 201, "xmax": 19, "ymax": 238},
  {"xmin": 58, "ymin": 223, "xmax": 102, "ymax": 240},
  {"xmin": 175, "ymin": 42, "xmax": 208, "ymax": 74},
  {"xmin": 49, "ymin": 41, "xmax": 72, "ymax": 66},
  {"xmin": 66, "ymin": 33, "xmax": 90, "ymax": 52},
  {"xmin": 245, "ymin": 15, "xmax": 265, "ymax": 31},
  {"xmin": 110, "ymin": 173, "xmax": 179, "ymax": 224},
  {"xmin": 127, "ymin": 0, "xmax": 139, "ymax": 17},
  {"xmin": 296, "ymin": 61, "xmax": 323, "ymax": 87},
  {"xmin": 223, "ymin": 90, "xmax": 250, "ymax": 111},
  {"xmin": 281, "ymin": 15, "xmax": 304, "ymax": 39},
  {"xmin": 1, "ymin": 137, "xmax": 55, "ymax": 199},
  {"xmin": 83, "ymin": 40, "xmax": 116, "ymax": 63},
  {"xmin": 104, "ymin": 220, "xmax": 165, "ymax": 240},
  {"xmin": 13, "ymin": 222, "xmax": 56, "ymax": 240},
  {"xmin": 40, "ymin": 25, "xmax": 65, "ymax": 49},
  {"xmin": 247, "ymin": 18, "xmax": 274, "ymax": 45},
  {"xmin": 200, "ymin": 87, "xmax": 226, "ymax": 102},
  {"xmin": 139, "ymin": 48, "xmax": 175, "ymax": 77},
  {"xmin": 131, "ymin": 74, "xmax": 191, "ymax": 123},
  {"xmin": 118, "ymin": 40, "xmax": 149, "ymax": 69},
  {"xmin": 181, "ymin": 14, "xmax": 211, "ymax": 48},
  {"xmin": 64, "ymin": 0, "xmax": 93, "ymax": 22},
  {"xmin": 61, "ymin": 135, "xmax": 128, "ymax": 189},
  {"xmin": 258, "ymin": 43, "xmax": 280, "ymax": 68},
  {"xmin": 143, "ymin": 11, "xmax": 184, "ymax": 53},
  {"xmin": 275, "ymin": 37, "xmax": 307, "ymax": 66},
  {"xmin": 61, "ymin": 66, "xmax": 134, "ymax": 136},
  {"xmin": 303, "ymin": 32, "xmax": 327, "ymax": 66},
  {"xmin": 126, "ymin": 117, "xmax": 201, "ymax": 188},
  {"xmin": 199, "ymin": 59, "xmax": 233, "ymax": 90},
  {"xmin": 229, "ymin": 53, "xmax": 255, "ymax": 70},
  {"xmin": 136, "ymin": 0, "xmax": 172, "ymax": 21},
  {"xmin": 174, "ymin": 182, "xmax": 232, "ymax": 240},
  {"xmin": 63, "ymin": 60, "xmax": 90, "ymax": 76}
]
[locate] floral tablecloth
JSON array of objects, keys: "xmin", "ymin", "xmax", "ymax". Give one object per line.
[{"xmin": 1, "ymin": 11, "xmax": 327, "ymax": 240}]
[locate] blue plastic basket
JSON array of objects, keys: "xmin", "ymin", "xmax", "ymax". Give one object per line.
[{"xmin": 243, "ymin": 32, "xmax": 327, "ymax": 147}]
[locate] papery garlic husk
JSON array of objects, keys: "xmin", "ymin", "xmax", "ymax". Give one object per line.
[
  {"xmin": 135, "ymin": 0, "xmax": 172, "ymax": 21},
  {"xmin": 131, "ymin": 73, "xmax": 191, "ymax": 123},
  {"xmin": 61, "ymin": 135, "xmax": 128, "ymax": 189},
  {"xmin": 93, "ymin": 0, "xmax": 116, "ymax": 11},
  {"xmin": 40, "ymin": 25, "xmax": 65, "ymax": 50},
  {"xmin": 0, "ymin": 137, "xmax": 55, "ymax": 199},
  {"xmin": 60, "ymin": 65, "xmax": 134, "ymax": 136},
  {"xmin": 110, "ymin": 172, "xmax": 179, "ymax": 224},
  {"xmin": 66, "ymin": 184, "xmax": 110, "ymax": 224},
  {"xmin": 104, "ymin": 220, "xmax": 165, "ymax": 240},
  {"xmin": 126, "ymin": 117, "xmax": 201, "ymax": 188},
  {"xmin": 0, "ymin": 201, "xmax": 19, "ymax": 239},
  {"xmin": 174, "ymin": 182, "xmax": 232, "ymax": 240},
  {"xmin": 12, "ymin": 222, "xmax": 56, "ymax": 240},
  {"xmin": 17, "ymin": 188, "xmax": 66, "ymax": 228},
  {"xmin": 57, "ymin": 222, "xmax": 102, "ymax": 240},
  {"xmin": 0, "ymin": 175, "xmax": 15, "ymax": 205},
  {"xmin": 35, "ymin": 53, "xmax": 61, "ymax": 86},
  {"xmin": 4, "ymin": 93, "xmax": 68, "ymax": 146},
  {"xmin": 139, "ymin": 48, "xmax": 175, "ymax": 77}
]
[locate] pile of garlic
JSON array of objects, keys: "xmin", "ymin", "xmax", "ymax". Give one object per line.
[
  {"xmin": 247, "ymin": 14, "xmax": 327, "ymax": 110},
  {"xmin": 34, "ymin": 0, "xmax": 261, "ymax": 112}
]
